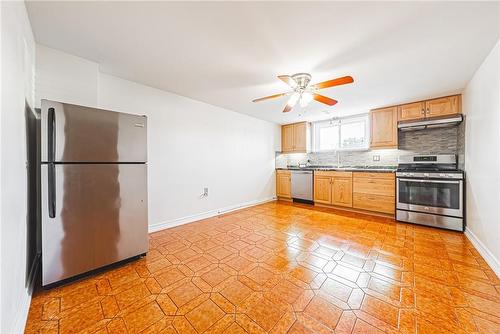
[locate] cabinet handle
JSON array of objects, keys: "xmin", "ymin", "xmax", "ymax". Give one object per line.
[
  {"xmin": 427, "ymin": 108, "xmax": 431, "ymax": 115},
  {"xmin": 421, "ymin": 109, "xmax": 425, "ymax": 115}
]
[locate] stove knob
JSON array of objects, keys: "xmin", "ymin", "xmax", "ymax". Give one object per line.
[
  {"xmin": 424, "ymin": 173, "xmax": 429, "ymax": 177},
  {"xmin": 439, "ymin": 173, "xmax": 446, "ymax": 177}
]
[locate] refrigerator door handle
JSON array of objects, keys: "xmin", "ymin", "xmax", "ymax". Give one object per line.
[
  {"xmin": 47, "ymin": 107, "xmax": 55, "ymax": 162},
  {"xmin": 48, "ymin": 163, "xmax": 56, "ymax": 218}
]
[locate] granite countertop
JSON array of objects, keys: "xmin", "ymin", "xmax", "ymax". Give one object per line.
[{"xmin": 276, "ymin": 165, "xmax": 397, "ymax": 172}]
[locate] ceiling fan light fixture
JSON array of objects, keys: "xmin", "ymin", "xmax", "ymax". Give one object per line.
[
  {"xmin": 300, "ymin": 91, "xmax": 313, "ymax": 107},
  {"xmin": 288, "ymin": 92, "xmax": 300, "ymax": 107}
]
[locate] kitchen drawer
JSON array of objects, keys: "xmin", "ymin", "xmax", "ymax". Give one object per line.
[
  {"xmin": 314, "ymin": 171, "xmax": 352, "ymax": 178},
  {"xmin": 276, "ymin": 169, "xmax": 291, "ymax": 175},
  {"xmin": 353, "ymin": 172, "xmax": 395, "ymax": 180},
  {"xmin": 353, "ymin": 193, "xmax": 395, "ymax": 214},
  {"xmin": 353, "ymin": 178, "xmax": 395, "ymax": 196}
]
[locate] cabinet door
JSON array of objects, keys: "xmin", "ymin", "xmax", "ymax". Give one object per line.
[
  {"xmin": 332, "ymin": 178, "xmax": 353, "ymax": 207},
  {"xmin": 370, "ymin": 107, "xmax": 398, "ymax": 149},
  {"xmin": 398, "ymin": 102, "xmax": 425, "ymax": 121},
  {"xmin": 314, "ymin": 176, "xmax": 332, "ymax": 204},
  {"xmin": 281, "ymin": 125, "xmax": 294, "ymax": 153},
  {"xmin": 425, "ymin": 95, "xmax": 460, "ymax": 118},
  {"xmin": 293, "ymin": 122, "xmax": 307, "ymax": 152},
  {"xmin": 276, "ymin": 173, "xmax": 291, "ymax": 198}
]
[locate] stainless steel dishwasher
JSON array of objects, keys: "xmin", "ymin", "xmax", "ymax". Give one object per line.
[{"xmin": 291, "ymin": 170, "xmax": 313, "ymax": 202}]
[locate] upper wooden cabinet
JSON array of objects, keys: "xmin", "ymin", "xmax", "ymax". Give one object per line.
[
  {"xmin": 398, "ymin": 102, "xmax": 425, "ymax": 121},
  {"xmin": 425, "ymin": 95, "xmax": 461, "ymax": 118},
  {"xmin": 281, "ymin": 122, "xmax": 310, "ymax": 153},
  {"xmin": 276, "ymin": 170, "xmax": 291, "ymax": 199},
  {"xmin": 370, "ymin": 107, "xmax": 398, "ymax": 149},
  {"xmin": 281, "ymin": 124, "xmax": 295, "ymax": 152},
  {"xmin": 398, "ymin": 95, "xmax": 461, "ymax": 122},
  {"xmin": 313, "ymin": 171, "xmax": 352, "ymax": 208}
]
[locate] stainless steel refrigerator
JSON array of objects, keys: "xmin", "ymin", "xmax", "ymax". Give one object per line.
[{"xmin": 40, "ymin": 99, "xmax": 148, "ymax": 286}]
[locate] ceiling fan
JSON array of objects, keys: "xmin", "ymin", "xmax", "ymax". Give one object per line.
[{"xmin": 252, "ymin": 73, "xmax": 354, "ymax": 113}]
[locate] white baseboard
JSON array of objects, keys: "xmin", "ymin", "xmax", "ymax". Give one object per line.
[
  {"xmin": 11, "ymin": 292, "xmax": 31, "ymax": 334},
  {"xmin": 149, "ymin": 196, "xmax": 276, "ymax": 233},
  {"xmin": 465, "ymin": 227, "xmax": 500, "ymax": 277}
]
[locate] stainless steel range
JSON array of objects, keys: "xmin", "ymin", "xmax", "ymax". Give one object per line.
[{"xmin": 396, "ymin": 154, "xmax": 464, "ymax": 231}]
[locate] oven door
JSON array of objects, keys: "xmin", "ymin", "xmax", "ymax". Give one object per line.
[{"xmin": 397, "ymin": 178, "xmax": 463, "ymax": 217}]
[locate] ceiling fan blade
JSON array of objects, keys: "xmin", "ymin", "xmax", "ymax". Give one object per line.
[
  {"xmin": 313, "ymin": 94, "xmax": 338, "ymax": 106},
  {"xmin": 282, "ymin": 93, "xmax": 300, "ymax": 112},
  {"xmin": 252, "ymin": 92, "xmax": 287, "ymax": 103},
  {"xmin": 283, "ymin": 104, "xmax": 293, "ymax": 113},
  {"xmin": 277, "ymin": 75, "xmax": 297, "ymax": 88},
  {"xmin": 311, "ymin": 76, "xmax": 354, "ymax": 90}
]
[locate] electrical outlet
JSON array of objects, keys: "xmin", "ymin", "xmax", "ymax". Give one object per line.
[
  {"xmin": 203, "ymin": 187, "xmax": 209, "ymax": 197},
  {"xmin": 373, "ymin": 155, "xmax": 380, "ymax": 162}
]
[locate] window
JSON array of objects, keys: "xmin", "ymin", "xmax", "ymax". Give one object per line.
[{"xmin": 313, "ymin": 115, "xmax": 369, "ymax": 152}]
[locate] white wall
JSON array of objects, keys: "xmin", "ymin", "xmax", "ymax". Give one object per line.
[
  {"xmin": 35, "ymin": 45, "xmax": 280, "ymax": 230},
  {"xmin": 0, "ymin": 1, "xmax": 36, "ymax": 333},
  {"xmin": 35, "ymin": 45, "xmax": 98, "ymax": 106},
  {"xmin": 463, "ymin": 39, "xmax": 500, "ymax": 276}
]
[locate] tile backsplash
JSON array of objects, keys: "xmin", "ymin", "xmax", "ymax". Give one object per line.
[{"xmin": 276, "ymin": 119, "xmax": 465, "ymax": 168}]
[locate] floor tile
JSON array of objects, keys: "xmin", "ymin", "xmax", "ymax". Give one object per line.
[
  {"xmin": 304, "ymin": 295, "xmax": 342, "ymax": 329},
  {"xmin": 122, "ymin": 301, "xmax": 164, "ymax": 334},
  {"xmin": 167, "ymin": 281, "xmax": 203, "ymax": 307},
  {"xmin": 185, "ymin": 299, "xmax": 224, "ymax": 332},
  {"xmin": 244, "ymin": 295, "xmax": 285, "ymax": 332},
  {"xmin": 220, "ymin": 280, "xmax": 252, "ymax": 306}
]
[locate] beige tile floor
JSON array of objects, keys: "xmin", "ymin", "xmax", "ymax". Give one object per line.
[{"xmin": 25, "ymin": 201, "xmax": 500, "ymax": 333}]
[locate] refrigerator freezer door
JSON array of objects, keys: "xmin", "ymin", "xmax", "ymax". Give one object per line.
[
  {"xmin": 41, "ymin": 99, "xmax": 147, "ymax": 163},
  {"xmin": 41, "ymin": 163, "xmax": 148, "ymax": 286}
]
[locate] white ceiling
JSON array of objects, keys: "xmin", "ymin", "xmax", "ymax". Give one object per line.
[{"xmin": 26, "ymin": 1, "xmax": 500, "ymax": 124}]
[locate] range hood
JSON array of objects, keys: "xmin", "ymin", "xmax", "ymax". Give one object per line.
[{"xmin": 398, "ymin": 114, "xmax": 463, "ymax": 131}]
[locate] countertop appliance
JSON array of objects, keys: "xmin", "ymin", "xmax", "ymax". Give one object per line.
[
  {"xmin": 40, "ymin": 99, "xmax": 148, "ymax": 286},
  {"xmin": 291, "ymin": 170, "xmax": 313, "ymax": 203},
  {"xmin": 396, "ymin": 154, "xmax": 464, "ymax": 231}
]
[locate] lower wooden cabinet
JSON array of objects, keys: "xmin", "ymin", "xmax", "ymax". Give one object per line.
[
  {"xmin": 276, "ymin": 170, "xmax": 291, "ymax": 199},
  {"xmin": 353, "ymin": 172, "xmax": 395, "ymax": 214},
  {"xmin": 313, "ymin": 171, "xmax": 352, "ymax": 208},
  {"xmin": 313, "ymin": 175, "xmax": 332, "ymax": 204},
  {"xmin": 332, "ymin": 177, "xmax": 353, "ymax": 207}
]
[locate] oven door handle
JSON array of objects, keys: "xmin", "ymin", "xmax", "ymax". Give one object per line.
[{"xmin": 398, "ymin": 178, "xmax": 461, "ymax": 184}]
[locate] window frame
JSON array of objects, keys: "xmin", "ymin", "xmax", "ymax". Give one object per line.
[{"xmin": 312, "ymin": 114, "xmax": 370, "ymax": 153}]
